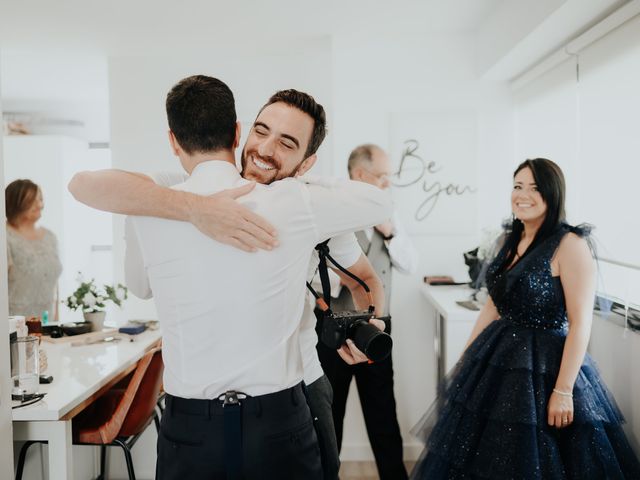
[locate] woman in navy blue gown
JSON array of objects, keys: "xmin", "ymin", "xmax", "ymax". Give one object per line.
[{"xmin": 411, "ymin": 158, "xmax": 640, "ymax": 479}]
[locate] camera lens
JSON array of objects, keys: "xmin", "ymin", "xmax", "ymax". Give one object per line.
[{"xmin": 351, "ymin": 322, "xmax": 393, "ymax": 362}]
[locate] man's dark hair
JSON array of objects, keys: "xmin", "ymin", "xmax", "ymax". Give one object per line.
[
  {"xmin": 165, "ymin": 75, "xmax": 237, "ymax": 155},
  {"xmin": 259, "ymin": 89, "xmax": 327, "ymax": 158}
]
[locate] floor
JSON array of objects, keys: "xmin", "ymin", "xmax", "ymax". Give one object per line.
[{"xmin": 339, "ymin": 461, "xmax": 416, "ymax": 480}]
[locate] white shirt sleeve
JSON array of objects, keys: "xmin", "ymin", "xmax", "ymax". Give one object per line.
[
  {"xmin": 327, "ymin": 233, "xmax": 362, "ymax": 269},
  {"xmin": 124, "ymin": 216, "xmax": 152, "ymax": 299},
  {"xmin": 308, "ymin": 234, "xmax": 362, "ymax": 296},
  {"xmin": 326, "ymin": 233, "xmax": 363, "ymax": 298},
  {"xmin": 386, "ymin": 213, "xmax": 419, "ymax": 274},
  {"xmin": 301, "ymin": 175, "xmax": 393, "ymax": 242}
]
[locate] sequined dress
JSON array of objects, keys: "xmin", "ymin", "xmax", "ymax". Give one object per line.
[{"xmin": 410, "ymin": 224, "xmax": 640, "ymax": 479}]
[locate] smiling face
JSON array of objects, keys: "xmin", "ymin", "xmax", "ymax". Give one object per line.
[
  {"xmin": 240, "ymin": 102, "xmax": 316, "ymax": 184},
  {"xmin": 511, "ymin": 167, "xmax": 547, "ymax": 224}
]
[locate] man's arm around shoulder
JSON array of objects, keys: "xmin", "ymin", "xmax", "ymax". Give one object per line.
[{"xmin": 69, "ymin": 169, "xmax": 278, "ymax": 252}]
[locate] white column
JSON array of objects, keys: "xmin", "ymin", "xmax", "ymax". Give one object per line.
[{"xmin": 0, "ymin": 58, "xmax": 17, "ymax": 480}]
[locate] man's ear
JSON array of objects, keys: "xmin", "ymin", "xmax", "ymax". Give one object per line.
[
  {"xmin": 168, "ymin": 130, "xmax": 180, "ymax": 156},
  {"xmin": 350, "ymin": 166, "xmax": 363, "ymax": 181},
  {"xmin": 295, "ymin": 154, "xmax": 317, "ymax": 177},
  {"xmin": 232, "ymin": 122, "xmax": 241, "ymax": 149}
]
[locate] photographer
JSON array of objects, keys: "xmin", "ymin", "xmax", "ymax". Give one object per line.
[
  {"xmin": 317, "ymin": 144, "xmax": 418, "ymax": 480},
  {"xmin": 303, "ymin": 234, "xmax": 387, "ymax": 479}
]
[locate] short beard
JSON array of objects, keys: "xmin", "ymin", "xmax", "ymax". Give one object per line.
[
  {"xmin": 274, "ymin": 161, "xmax": 304, "ymax": 181},
  {"xmin": 241, "ymin": 149, "xmax": 305, "ymax": 184}
]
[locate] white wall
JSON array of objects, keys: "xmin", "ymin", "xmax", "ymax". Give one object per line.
[
  {"xmin": 0, "ymin": 53, "xmax": 110, "ymax": 143},
  {"xmin": 330, "ymin": 31, "xmax": 513, "ymax": 460},
  {"xmin": 590, "ymin": 314, "xmax": 640, "ymax": 452}
]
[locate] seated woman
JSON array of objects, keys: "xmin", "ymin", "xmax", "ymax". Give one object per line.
[{"xmin": 5, "ymin": 179, "xmax": 62, "ymax": 320}]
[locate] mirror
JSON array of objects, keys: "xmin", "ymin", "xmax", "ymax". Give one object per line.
[{"xmin": 2, "ymin": 52, "xmax": 113, "ymax": 324}]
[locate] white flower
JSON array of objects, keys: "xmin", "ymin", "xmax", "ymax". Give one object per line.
[
  {"xmin": 70, "ymin": 295, "xmax": 77, "ymax": 305},
  {"xmin": 82, "ymin": 292, "xmax": 97, "ymax": 308},
  {"xmin": 96, "ymin": 296, "xmax": 104, "ymax": 303},
  {"xmin": 116, "ymin": 287, "xmax": 126, "ymax": 301}
]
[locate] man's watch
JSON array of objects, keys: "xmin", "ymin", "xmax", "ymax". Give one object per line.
[{"xmin": 382, "ymin": 233, "xmax": 394, "ymax": 241}]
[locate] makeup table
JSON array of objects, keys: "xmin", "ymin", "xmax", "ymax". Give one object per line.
[{"xmin": 12, "ymin": 328, "xmax": 162, "ymax": 480}]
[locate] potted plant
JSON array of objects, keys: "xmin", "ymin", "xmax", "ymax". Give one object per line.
[{"xmin": 64, "ymin": 275, "xmax": 128, "ymax": 331}]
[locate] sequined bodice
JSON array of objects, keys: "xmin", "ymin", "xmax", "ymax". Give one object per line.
[{"xmin": 486, "ymin": 227, "xmax": 569, "ymax": 331}]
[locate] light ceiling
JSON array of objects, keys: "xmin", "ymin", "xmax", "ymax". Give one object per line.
[{"xmin": 0, "ymin": 0, "xmax": 505, "ymax": 54}]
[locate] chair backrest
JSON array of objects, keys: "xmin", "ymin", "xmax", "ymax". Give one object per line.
[
  {"xmin": 120, "ymin": 347, "xmax": 164, "ymax": 436},
  {"xmin": 97, "ymin": 347, "xmax": 164, "ymax": 443}
]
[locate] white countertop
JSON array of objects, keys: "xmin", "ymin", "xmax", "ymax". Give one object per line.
[
  {"xmin": 421, "ymin": 284, "xmax": 479, "ymax": 322},
  {"xmin": 12, "ymin": 329, "xmax": 162, "ymax": 421}
]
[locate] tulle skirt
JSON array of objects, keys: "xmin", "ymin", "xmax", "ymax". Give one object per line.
[{"xmin": 410, "ymin": 319, "xmax": 640, "ymax": 479}]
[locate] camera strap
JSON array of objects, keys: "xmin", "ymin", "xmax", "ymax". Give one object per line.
[
  {"xmin": 316, "ymin": 241, "xmax": 333, "ymax": 309},
  {"xmin": 306, "ymin": 240, "xmax": 375, "ymax": 314},
  {"xmin": 306, "ymin": 240, "xmax": 332, "ymax": 312}
]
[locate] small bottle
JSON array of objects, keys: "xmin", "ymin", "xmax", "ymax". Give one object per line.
[{"xmin": 42, "ymin": 310, "xmax": 49, "ymax": 326}]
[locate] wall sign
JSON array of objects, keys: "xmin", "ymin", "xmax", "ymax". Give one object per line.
[{"xmin": 389, "ymin": 112, "xmax": 477, "ymax": 235}]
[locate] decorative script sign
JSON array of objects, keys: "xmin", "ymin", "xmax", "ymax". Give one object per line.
[{"xmin": 389, "ymin": 112, "xmax": 477, "ymax": 235}]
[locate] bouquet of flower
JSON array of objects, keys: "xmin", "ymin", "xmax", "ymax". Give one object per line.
[{"xmin": 65, "ymin": 274, "xmax": 128, "ymax": 313}]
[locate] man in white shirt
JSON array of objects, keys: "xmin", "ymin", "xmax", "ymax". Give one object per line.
[
  {"xmin": 121, "ymin": 176, "xmax": 383, "ymax": 480},
  {"xmin": 70, "ymin": 77, "xmax": 391, "ymax": 479},
  {"xmin": 317, "ymin": 144, "xmax": 418, "ymax": 480}
]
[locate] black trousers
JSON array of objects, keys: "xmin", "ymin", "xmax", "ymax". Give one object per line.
[
  {"xmin": 316, "ymin": 314, "xmax": 408, "ymax": 480},
  {"xmin": 157, "ymin": 384, "xmax": 322, "ymax": 480},
  {"xmin": 306, "ymin": 375, "xmax": 340, "ymax": 480}
]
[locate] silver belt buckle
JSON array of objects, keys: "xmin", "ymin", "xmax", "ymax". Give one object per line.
[{"xmin": 218, "ymin": 390, "xmax": 247, "ymax": 407}]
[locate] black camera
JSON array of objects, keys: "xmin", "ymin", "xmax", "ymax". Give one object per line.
[{"xmin": 321, "ymin": 310, "xmax": 393, "ymax": 362}]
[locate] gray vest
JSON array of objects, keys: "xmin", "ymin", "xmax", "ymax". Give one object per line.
[{"xmin": 332, "ymin": 230, "xmax": 392, "ymax": 316}]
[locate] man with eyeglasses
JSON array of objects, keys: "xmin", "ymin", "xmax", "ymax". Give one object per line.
[{"xmin": 316, "ymin": 144, "xmax": 418, "ymax": 480}]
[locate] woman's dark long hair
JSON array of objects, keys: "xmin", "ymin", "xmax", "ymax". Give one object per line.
[{"xmin": 496, "ymin": 158, "xmax": 566, "ymax": 275}]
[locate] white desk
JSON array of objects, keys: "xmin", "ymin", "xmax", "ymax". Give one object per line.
[
  {"xmin": 422, "ymin": 285, "xmax": 477, "ymax": 383},
  {"xmin": 12, "ymin": 329, "xmax": 162, "ymax": 480}
]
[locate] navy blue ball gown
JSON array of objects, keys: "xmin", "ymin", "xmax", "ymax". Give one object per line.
[{"xmin": 410, "ymin": 224, "xmax": 640, "ymax": 479}]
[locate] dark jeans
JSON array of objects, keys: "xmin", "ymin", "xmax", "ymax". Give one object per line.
[
  {"xmin": 316, "ymin": 314, "xmax": 408, "ymax": 480},
  {"xmin": 157, "ymin": 384, "xmax": 322, "ymax": 480},
  {"xmin": 307, "ymin": 375, "xmax": 340, "ymax": 480}
]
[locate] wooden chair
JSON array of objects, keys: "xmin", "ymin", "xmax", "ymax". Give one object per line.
[{"xmin": 15, "ymin": 347, "xmax": 164, "ymax": 480}]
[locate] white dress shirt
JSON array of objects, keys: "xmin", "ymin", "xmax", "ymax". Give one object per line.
[
  {"xmin": 126, "ymin": 170, "xmax": 363, "ymax": 387},
  {"xmin": 125, "ymin": 160, "xmax": 391, "ymax": 399}
]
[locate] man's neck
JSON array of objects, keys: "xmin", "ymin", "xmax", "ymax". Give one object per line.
[{"xmin": 182, "ymin": 150, "xmax": 236, "ymax": 174}]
